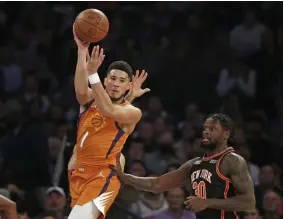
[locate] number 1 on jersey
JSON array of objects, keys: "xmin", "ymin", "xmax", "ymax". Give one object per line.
[
  {"xmin": 80, "ymin": 131, "xmax": 89, "ymax": 148},
  {"xmin": 192, "ymin": 181, "xmax": 207, "ymax": 199}
]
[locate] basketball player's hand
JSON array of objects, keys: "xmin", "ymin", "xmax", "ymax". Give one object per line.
[
  {"xmin": 87, "ymin": 45, "xmax": 105, "ymax": 74},
  {"xmin": 73, "ymin": 24, "xmax": 90, "ymax": 50},
  {"xmin": 129, "ymin": 70, "xmax": 150, "ymax": 98},
  {"xmin": 184, "ymin": 196, "xmax": 208, "ymax": 212},
  {"xmin": 109, "ymin": 153, "xmax": 125, "ymax": 182}
]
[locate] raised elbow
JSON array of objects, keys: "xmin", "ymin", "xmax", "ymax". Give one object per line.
[{"xmin": 75, "ymin": 91, "xmax": 90, "ymax": 105}]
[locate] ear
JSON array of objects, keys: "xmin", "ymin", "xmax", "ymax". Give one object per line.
[
  {"xmin": 224, "ymin": 130, "xmax": 230, "ymax": 140},
  {"xmin": 127, "ymin": 81, "xmax": 132, "ymax": 90},
  {"xmin": 104, "ymin": 77, "xmax": 107, "ymax": 87}
]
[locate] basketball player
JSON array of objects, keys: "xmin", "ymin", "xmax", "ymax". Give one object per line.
[
  {"xmin": 114, "ymin": 114, "xmax": 256, "ymax": 219},
  {"xmin": 68, "ymin": 27, "xmax": 149, "ymax": 219}
]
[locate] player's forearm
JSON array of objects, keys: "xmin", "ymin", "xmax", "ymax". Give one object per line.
[
  {"xmin": 74, "ymin": 50, "xmax": 89, "ymax": 95},
  {"xmin": 89, "ymin": 78, "xmax": 114, "ymax": 115},
  {"xmin": 122, "ymin": 173, "xmax": 158, "ymax": 193},
  {"xmin": 125, "ymin": 93, "xmax": 135, "ymax": 103},
  {"xmin": 207, "ymin": 194, "xmax": 255, "ymax": 211},
  {"xmin": 0, "ymin": 196, "xmax": 17, "ymax": 219}
]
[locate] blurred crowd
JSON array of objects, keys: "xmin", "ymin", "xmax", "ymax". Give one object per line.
[{"xmin": 0, "ymin": 2, "xmax": 282, "ymax": 219}]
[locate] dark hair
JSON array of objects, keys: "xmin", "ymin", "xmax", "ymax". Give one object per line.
[
  {"xmin": 107, "ymin": 61, "xmax": 133, "ymax": 80},
  {"xmin": 208, "ymin": 113, "xmax": 235, "ymax": 145},
  {"xmin": 126, "ymin": 159, "xmax": 148, "ymax": 174}
]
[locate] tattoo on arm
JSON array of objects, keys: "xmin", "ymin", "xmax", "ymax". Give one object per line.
[{"xmin": 207, "ymin": 153, "xmax": 255, "ymax": 211}]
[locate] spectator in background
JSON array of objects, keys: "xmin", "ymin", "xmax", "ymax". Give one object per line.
[
  {"xmin": 0, "ymin": 99, "xmax": 50, "ymax": 215},
  {"xmin": 244, "ymin": 209, "xmax": 262, "ymax": 219},
  {"xmin": 143, "ymin": 96, "xmax": 168, "ymax": 120},
  {"xmin": 230, "ymin": 10, "xmax": 273, "ymax": 58},
  {"xmin": 174, "ymin": 123, "xmax": 196, "ymax": 161},
  {"xmin": 42, "ymin": 187, "xmax": 67, "ymax": 219},
  {"xmin": 144, "ymin": 132, "xmax": 179, "ymax": 174},
  {"xmin": 155, "ymin": 188, "xmax": 195, "ymax": 219},
  {"xmin": 130, "ymin": 173, "xmax": 168, "ymax": 219},
  {"xmin": 216, "ymin": 59, "xmax": 257, "ymax": 99},
  {"xmin": 166, "ymin": 163, "xmax": 180, "ymax": 173},
  {"xmin": 118, "ymin": 160, "xmax": 148, "ymax": 209},
  {"xmin": 254, "ymin": 165, "xmax": 281, "ymax": 213},
  {"xmin": 20, "ymin": 73, "xmax": 50, "ymax": 114},
  {"xmin": 236, "ymin": 144, "xmax": 260, "ymax": 186},
  {"xmin": 0, "ymin": 42, "xmax": 23, "ymax": 99},
  {"xmin": 127, "ymin": 140, "xmax": 146, "ymax": 163},
  {"xmin": 134, "ymin": 120, "xmax": 155, "ymax": 153},
  {"xmin": 262, "ymin": 190, "xmax": 282, "ymax": 219}
]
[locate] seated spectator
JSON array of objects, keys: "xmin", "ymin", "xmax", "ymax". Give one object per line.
[
  {"xmin": 130, "ymin": 173, "xmax": 168, "ymax": 219},
  {"xmin": 155, "ymin": 187, "xmax": 195, "ymax": 219}
]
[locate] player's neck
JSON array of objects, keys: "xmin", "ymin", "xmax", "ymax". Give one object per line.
[
  {"xmin": 112, "ymin": 97, "xmax": 125, "ymax": 105},
  {"xmin": 205, "ymin": 143, "xmax": 228, "ymax": 157}
]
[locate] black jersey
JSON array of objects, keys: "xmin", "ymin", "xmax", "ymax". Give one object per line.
[{"xmin": 189, "ymin": 147, "xmax": 239, "ymax": 219}]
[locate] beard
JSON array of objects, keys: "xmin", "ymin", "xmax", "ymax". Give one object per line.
[
  {"xmin": 109, "ymin": 93, "xmax": 125, "ymax": 102},
  {"xmin": 200, "ymin": 140, "xmax": 218, "ymax": 151}
]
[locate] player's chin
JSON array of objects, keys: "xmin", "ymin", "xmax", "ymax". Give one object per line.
[
  {"xmin": 200, "ymin": 142, "xmax": 217, "ymax": 150},
  {"xmin": 109, "ymin": 93, "xmax": 124, "ymax": 101}
]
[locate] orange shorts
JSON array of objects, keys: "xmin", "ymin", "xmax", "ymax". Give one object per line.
[{"xmin": 69, "ymin": 167, "xmax": 120, "ymax": 217}]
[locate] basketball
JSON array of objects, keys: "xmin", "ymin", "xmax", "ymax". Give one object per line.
[{"xmin": 74, "ymin": 9, "xmax": 109, "ymax": 43}]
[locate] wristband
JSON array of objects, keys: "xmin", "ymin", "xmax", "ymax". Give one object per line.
[{"xmin": 88, "ymin": 73, "xmax": 101, "ymax": 84}]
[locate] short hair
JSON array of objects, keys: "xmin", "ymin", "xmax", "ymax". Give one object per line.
[
  {"xmin": 208, "ymin": 113, "xmax": 235, "ymax": 145},
  {"xmin": 107, "ymin": 61, "xmax": 133, "ymax": 80},
  {"xmin": 126, "ymin": 159, "xmax": 148, "ymax": 174}
]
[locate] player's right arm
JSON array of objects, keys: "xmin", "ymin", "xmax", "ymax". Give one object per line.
[
  {"xmin": 73, "ymin": 25, "xmax": 93, "ymax": 105},
  {"xmin": 116, "ymin": 156, "xmax": 198, "ymax": 193},
  {"xmin": 0, "ymin": 195, "xmax": 17, "ymax": 219}
]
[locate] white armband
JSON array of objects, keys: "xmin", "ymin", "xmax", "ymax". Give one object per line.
[{"xmin": 88, "ymin": 73, "xmax": 101, "ymax": 84}]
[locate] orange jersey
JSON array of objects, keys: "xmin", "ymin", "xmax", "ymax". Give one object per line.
[
  {"xmin": 69, "ymin": 99, "xmax": 130, "ymax": 213},
  {"xmin": 76, "ymin": 99, "xmax": 129, "ymax": 169}
]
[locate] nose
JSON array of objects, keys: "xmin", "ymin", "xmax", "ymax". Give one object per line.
[
  {"xmin": 203, "ymin": 130, "xmax": 208, "ymax": 136},
  {"xmin": 113, "ymin": 81, "xmax": 119, "ymax": 87}
]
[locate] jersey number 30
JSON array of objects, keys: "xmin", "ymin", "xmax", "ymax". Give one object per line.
[{"xmin": 192, "ymin": 181, "xmax": 206, "ymax": 199}]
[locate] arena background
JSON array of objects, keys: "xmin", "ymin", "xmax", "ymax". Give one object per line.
[{"xmin": 0, "ymin": 1, "xmax": 282, "ymax": 219}]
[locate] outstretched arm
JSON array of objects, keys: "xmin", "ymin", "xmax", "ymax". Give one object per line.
[
  {"xmin": 73, "ymin": 26, "xmax": 93, "ymax": 105},
  {"xmin": 0, "ymin": 195, "xmax": 17, "ymax": 219},
  {"xmin": 120, "ymin": 158, "xmax": 198, "ymax": 193},
  {"xmin": 207, "ymin": 153, "xmax": 255, "ymax": 211}
]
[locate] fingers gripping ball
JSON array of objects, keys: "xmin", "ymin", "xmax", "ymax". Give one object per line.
[
  {"xmin": 74, "ymin": 9, "xmax": 109, "ymax": 43},
  {"xmin": 119, "ymin": 153, "xmax": 126, "ymax": 172}
]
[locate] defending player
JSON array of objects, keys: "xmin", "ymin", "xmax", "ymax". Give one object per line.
[
  {"xmin": 68, "ymin": 27, "xmax": 149, "ymax": 219},
  {"xmin": 114, "ymin": 114, "xmax": 256, "ymax": 219}
]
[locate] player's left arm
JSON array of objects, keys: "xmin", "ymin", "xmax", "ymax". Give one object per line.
[
  {"xmin": 207, "ymin": 153, "xmax": 256, "ymax": 211},
  {"xmin": 125, "ymin": 70, "xmax": 150, "ymax": 103}
]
